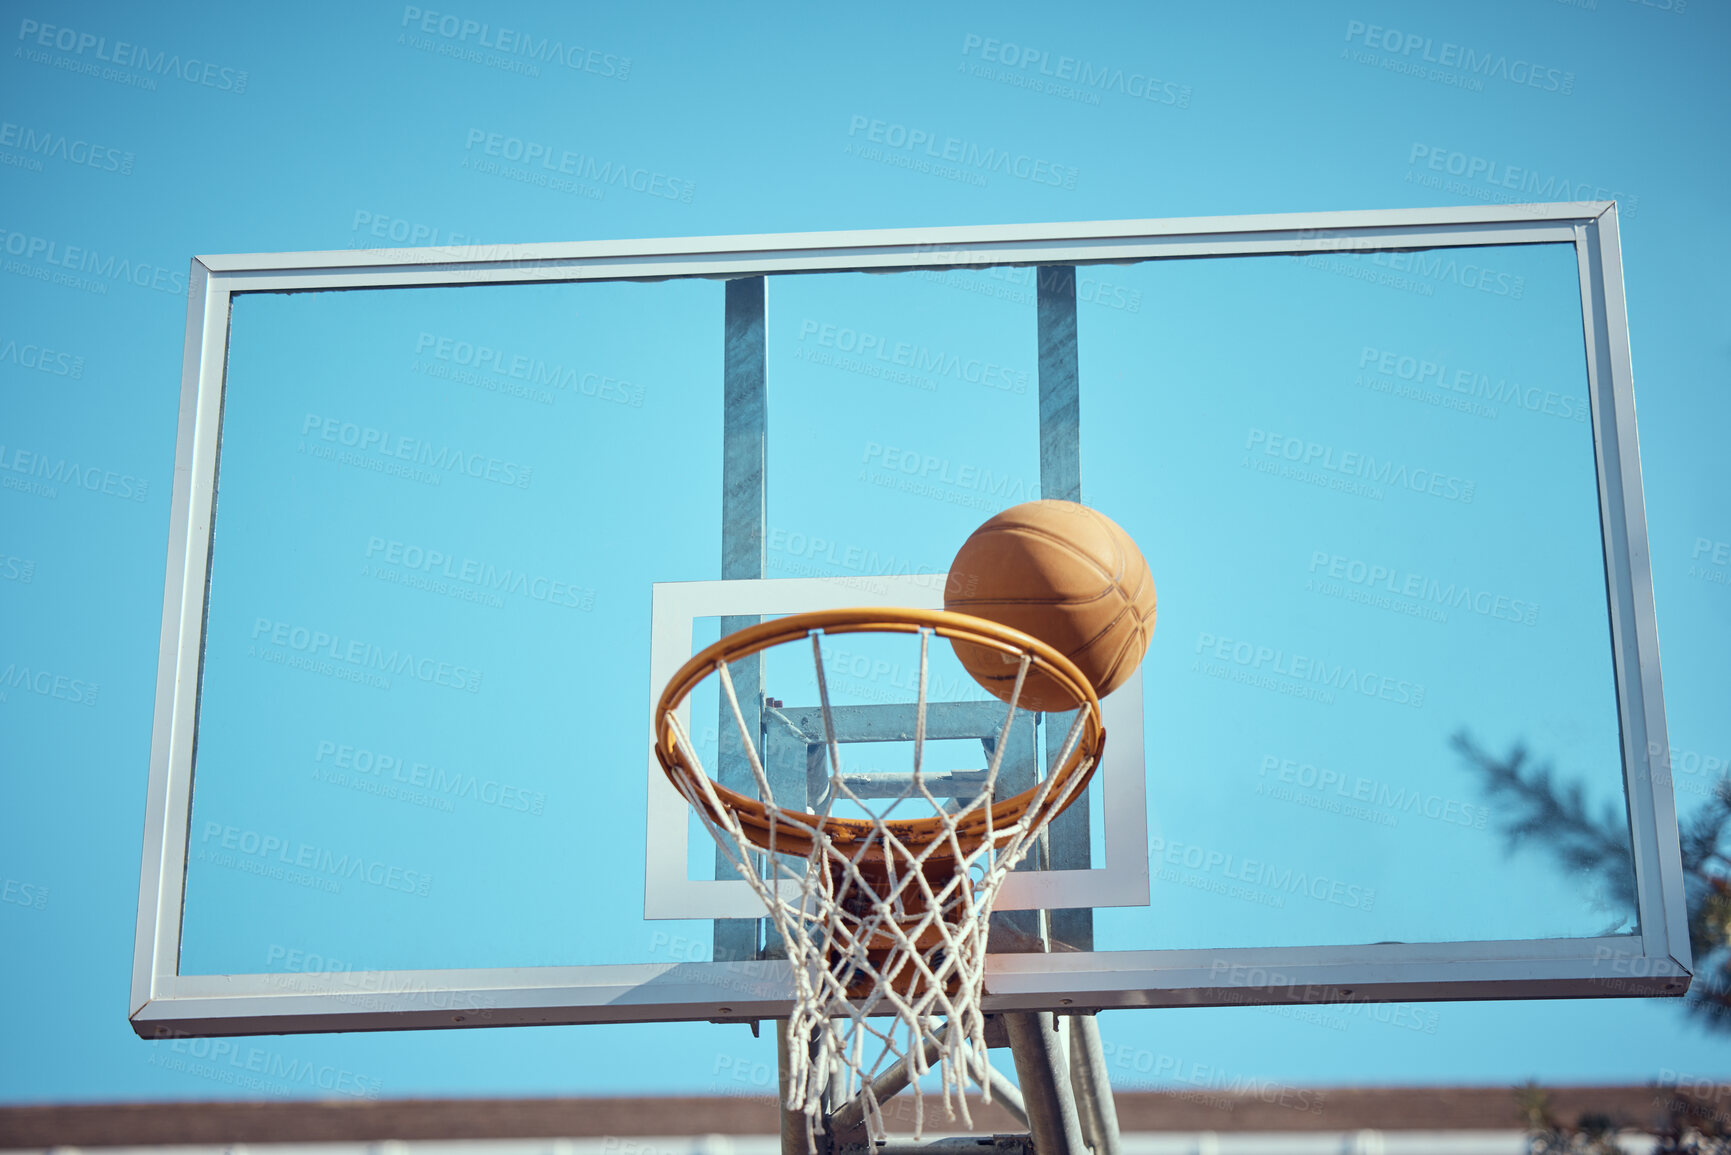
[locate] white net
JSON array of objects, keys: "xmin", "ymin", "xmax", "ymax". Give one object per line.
[{"xmin": 660, "ymin": 624, "xmax": 1099, "ymax": 1149}]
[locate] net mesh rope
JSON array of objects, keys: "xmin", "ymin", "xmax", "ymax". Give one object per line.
[{"xmin": 663, "ymin": 627, "xmax": 1096, "ymax": 1148}]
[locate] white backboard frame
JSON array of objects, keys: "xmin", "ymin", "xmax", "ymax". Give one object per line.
[{"xmin": 132, "ymin": 204, "xmax": 1692, "ymax": 1038}]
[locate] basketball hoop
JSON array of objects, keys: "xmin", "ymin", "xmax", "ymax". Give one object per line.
[{"xmin": 653, "ymin": 607, "xmax": 1106, "ymax": 1147}]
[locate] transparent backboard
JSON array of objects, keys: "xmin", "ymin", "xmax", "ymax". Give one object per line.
[{"xmin": 132, "ymin": 207, "xmax": 1692, "ymax": 1037}]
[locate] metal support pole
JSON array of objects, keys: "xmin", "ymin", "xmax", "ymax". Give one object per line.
[
  {"xmin": 1036, "ymin": 264, "xmax": 1081, "ymax": 503},
  {"xmin": 1036, "ymin": 263, "xmax": 1093, "ymax": 954},
  {"xmin": 1003, "ymin": 1011, "xmax": 1088, "ymax": 1155},
  {"xmin": 1066, "ymin": 1015, "xmax": 1122, "ymax": 1155},
  {"xmin": 717, "ymin": 275, "xmax": 769, "ymax": 967}
]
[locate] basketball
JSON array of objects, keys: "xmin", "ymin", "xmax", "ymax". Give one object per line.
[{"xmin": 945, "ymin": 500, "xmax": 1156, "ymax": 710}]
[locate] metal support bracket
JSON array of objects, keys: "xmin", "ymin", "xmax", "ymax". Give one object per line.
[{"xmin": 782, "ymin": 1008, "xmax": 1120, "ymax": 1155}]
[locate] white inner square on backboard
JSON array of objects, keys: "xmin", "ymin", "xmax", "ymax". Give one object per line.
[{"xmin": 644, "ymin": 574, "xmax": 1150, "ymax": 920}]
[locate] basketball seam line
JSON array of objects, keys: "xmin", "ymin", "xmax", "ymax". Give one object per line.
[
  {"xmin": 948, "ymin": 543, "xmax": 1121, "ymax": 612},
  {"xmin": 948, "ymin": 515, "xmax": 1135, "ymax": 611},
  {"xmin": 968, "ymin": 584, "xmax": 1142, "ymax": 681}
]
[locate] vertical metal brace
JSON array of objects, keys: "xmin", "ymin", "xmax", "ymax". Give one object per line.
[
  {"xmin": 987, "ymin": 714, "xmax": 1046, "ymax": 950},
  {"xmin": 1037, "ymin": 264, "xmax": 1093, "ymax": 952},
  {"xmin": 1037, "ymin": 265, "xmax": 1081, "ymax": 504},
  {"xmin": 717, "ymin": 276, "xmax": 768, "ymax": 966},
  {"xmin": 1003, "ymin": 1011, "xmax": 1089, "ymax": 1155},
  {"xmin": 1067, "ymin": 1015, "xmax": 1123, "ymax": 1155}
]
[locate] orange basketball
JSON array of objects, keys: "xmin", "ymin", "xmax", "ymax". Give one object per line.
[{"xmin": 945, "ymin": 500, "xmax": 1156, "ymax": 711}]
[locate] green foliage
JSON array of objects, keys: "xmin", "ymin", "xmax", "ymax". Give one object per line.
[
  {"xmin": 1516, "ymin": 1081, "xmax": 1731, "ymax": 1155},
  {"xmin": 1516, "ymin": 1082, "xmax": 1628, "ymax": 1155},
  {"xmin": 1452, "ymin": 731, "xmax": 1724, "ymax": 1025}
]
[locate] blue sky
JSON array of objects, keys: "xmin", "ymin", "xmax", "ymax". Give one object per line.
[{"xmin": 2, "ymin": 0, "xmax": 1728, "ymax": 1108}]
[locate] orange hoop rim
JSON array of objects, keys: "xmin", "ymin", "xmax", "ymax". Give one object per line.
[{"xmin": 653, "ymin": 606, "xmax": 1106, "ymax": 860}]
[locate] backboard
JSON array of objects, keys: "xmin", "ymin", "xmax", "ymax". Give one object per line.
[{"xmin": 132, "ymin": 205, "xmax": 1692, "ymax": 1039}]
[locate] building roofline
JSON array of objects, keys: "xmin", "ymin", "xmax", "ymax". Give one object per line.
[{"xmin": 0, "ymin": 1086, "xmax": 1694, "ymax": 1148}]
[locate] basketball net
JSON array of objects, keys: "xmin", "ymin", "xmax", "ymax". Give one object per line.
[{"xmin": 655, "ymin": 612, "xmax": 1104, "ymax": 1149}]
